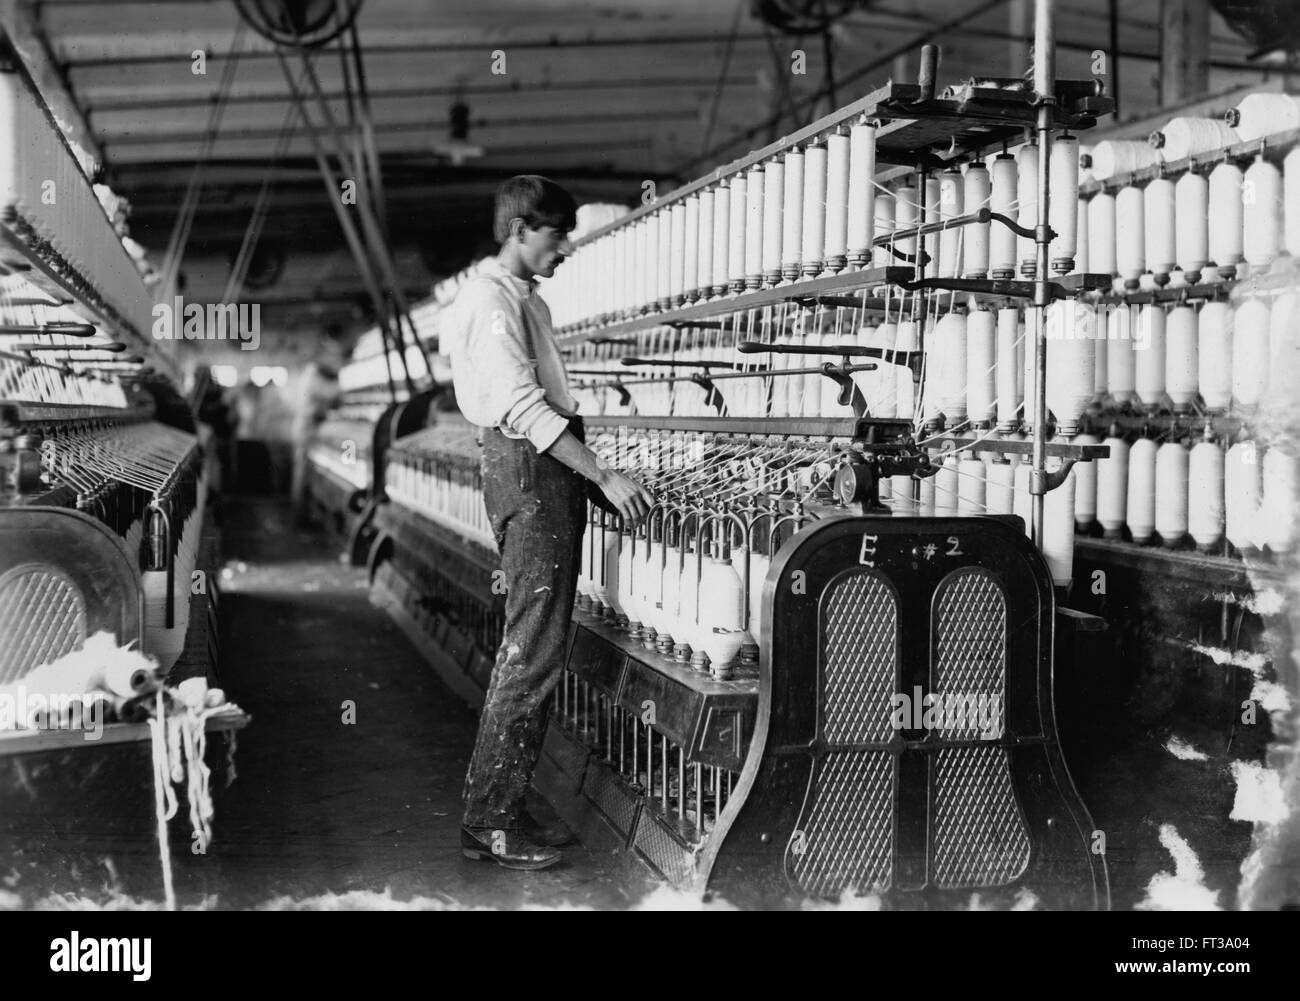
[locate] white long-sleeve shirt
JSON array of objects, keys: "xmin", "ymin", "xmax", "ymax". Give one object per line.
[{"xmin": 443, "ymin": 257, "xmax": 578, "ymax": 453}]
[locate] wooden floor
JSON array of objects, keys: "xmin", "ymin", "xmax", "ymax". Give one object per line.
[{"xmin": 0, "ymin": 496, "xmax": 635, "ymax": 910}]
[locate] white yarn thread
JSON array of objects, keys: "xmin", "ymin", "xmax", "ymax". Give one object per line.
[{"xmin": 1151, "ymin": 117, "xmax": 1238, "ymax": 160}]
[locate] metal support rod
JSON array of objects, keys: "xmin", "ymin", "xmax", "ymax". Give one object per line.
[
  {"xmin": 661, "ymin": 734, "xmax": 668, "ymax": 812},
  {"xmin": 275, "ymin": 48, "xmax": 412, "ymax": 397},
  {"xmin": 1030, "ymin": 0, "xmax": 1055, "ymax": 547},
  {"xmin": 292, "ymin": 51, "xmax": 427, "ymax": 383}
]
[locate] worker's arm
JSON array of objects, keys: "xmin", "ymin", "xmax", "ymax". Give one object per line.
[{"xmin": 545, "ymin": 430, "xmax": 654, "ymax": 525}]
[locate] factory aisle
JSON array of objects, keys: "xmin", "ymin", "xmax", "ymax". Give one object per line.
[{"xmin": 204, "ymin": 497, "xmax": 635, "ymax": 909}]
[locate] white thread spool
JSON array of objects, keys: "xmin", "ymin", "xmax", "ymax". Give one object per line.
[
  {"xmin": 935, "ymin": 451, "xmax": 960, "ymax": 517},
  {"xmin": 1232, "ymin": 296, "xmax": 1270, "ymax": 410},
  {"xmin": 1150, "ymin": 117, "xmax": 1238, "ymax": 160},
  {"xmin": 669, "ymin": 199, "xmax": 686, "ymax": 304},
  {"xmin": 1165, "ymin": 304, "xmax": 1199, "ymax": 411},
  {"xmin": 894, "ymin": 183, "xmax": 918, "ymax": 263},
  {"xmin": 1227, "ymin": 93, "xmax": 1300, "ymax": 143},
  {"xmin": 727, "ymin": 174, "xmax": 747, "ymax": 291},
  {"xmin": 801, "ymin": 142, "xmax": 827, "ymax": 277},
  {"xmin": 1127, "ymin": 437, "xmax": 1158, "ymax": 544},
  {"xmin": 1021, "ymin": 308, "xmax": 1041, "ymax": 432},
  {"xmin": 1188, "ymin": 436, "xmax": 1225, "ymax": 551},
  {"xmin": 1049, "ymin": 135, "xmax": 1080, "ymax": 273},
  {"xmin": 957, "ymin": 456, "xmax": 986, "ymax": 516},
  {"xmin": 1098, "ymin": 432, "xmax": 1129, "ymax": 539},
  {"xmin": 1016, "ymin": 316, "xmax": 1026, "ymax": 412},
  {"xmin": 938, "ymin": 168, "xmax": 964, "ymax": 279},
  {"xmin": 1262, "ymin": 446, "xmax": 1298, "ymax": 554},
  {"xmin": 1042, "ymin": 459, "xmax": 1077, "ymax": 586},
  {"xmin": 1208, "ymin": 162, "xmax": 1245, "ymax": 278},
  {"xmin": 712, "ymin": 179, "xmax": 730, "ymax": 295},
  {"xmin": 847, "ymin": 120, "xmax": 877, "ymax": 267},
  {"xmin": 1045, "ymin": 298, "xmax": 1096, "ymax": 436},
  {"xmin": 823, "ymin": 131, "xmax": 850, "ymax": 272},
  {"xmin": 891, "ymin": 474, "xmax": 915, "ymax": 516},
  {"xmin": 1107, "ymin": 304, "xmax": 1136, "ymax": 404},
  {"xmin": 1017, "ymin": 142, "xmax": 1039, "ymax": 276},
  {"xmin": 1074, "ymin": 433, "xmax": 1100, "ymax": 529},
  {"xmin": 656, "ymin": 207, "xmax": 674, "ymax": 307},
  {"xmin": 895, "ymin": 319, "xmax": 918, "ymax": 417},
  {"xmin": 1198, "ymin": 300, "xmax": 1233, "ymax": 412},
  {"xmin": 1087, "ymin": 192, "xmax": 1117, "ymax": 277},
  {"xmin": 923, "ymin": 177, "xmax": 940, "ymax": 279},
  {"xmin": 870, "ymin": 321, "xmax": 899, "ymax": 417},
  {"xmin": 1175, "ymin": 171, "xmax": 1209, "ymax": 283},
  {"xmin": 1093, "ymin": 305, "xmax": 1109, "ymax": 401},
  {"xmin": 1144, "ymin": 177, "xmax": 1176, "ymax": 283},
  {"xmin": 995, "ymin": 306, "xmax": 1020, "ymax": 432},
  {"xmin": 1155, "ymin": 440, "xmax": 1189, "ymax": 548},
  {"xmin": 1133, "ymin": 304, "xmax": 1166, "ymax": 410},
  {"xmin": 1243, "ymin": 156, "xmax": 1282, "ymax": 274},
  {"xmin": 990, "ymin": 153, "xmax": 1018, "ymax": 278},
  {"xmin": 696, "ymin": 187, "xmax": 714, "ymax": 298},
  {"xmin": 931, "ymin": 310, "xmax": 968, "ymax": 427},
  {"xmin": 761, "ymin": 159, "xmax": 783, "ymax": 287},
  {"xmin": 919, "ymin": 463, "xmax": 937, "ymax": 517},
  {"xmin": 684, "ymin": 194, "xmax": 700, "ymax": 300},
  {"xmin": 1115, "ymin": 185, "xmax": 1145, "ymax": 289},
  {"xmin": 744, "ymin": 165, "xmax": 765, "ymax": 289},
  {"xmin": 1073, "ymin": 195, "xmax": 1089, "ymax": 276},
  {"xmin": 1088, "ymin": 140, "xmax": 1160, "ymax": 181},
  {"xmin": 1286, "ymin": 147, "xmax": 1300, "ymax": 257},
  {"xmin": 966, "ymin": 307, "xmax": 996, "ymax": 427},
  {"xmin": 1268, "ymin": 290, "xmax": 1297, "ymax": 402},
  {"xmin": 1013, "ymin": 461, "xmax": 1031, "ymax": 537},
  {"xmin": 874, "ymin": 190, "xmax": 895, "ymax": 249},
  {"xmin": 963, "ymin": 162, "xmax": 991, "ymax": 278},
  {"xmin": 644, "ymin": 212, "xmax": 661, "ymax": 310},
  {"xmin": 1225, "ymin": 440, "xmax": 1261, "ymax": 552},
  {"xmin": 986, "ymin": 455, "xmax": 1015, "ymax": 515},
  {"xmin": 781, "ymin": 149, "xmax": 804, "ymax": 281}
]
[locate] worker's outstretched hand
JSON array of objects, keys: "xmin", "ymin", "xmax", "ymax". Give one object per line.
[{"xmin": 597, "ymin": 468, "xmax": 654, "ymax": 527}]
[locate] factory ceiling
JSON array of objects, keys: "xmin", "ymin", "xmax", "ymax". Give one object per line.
[{"xmin": 9, "ymin": 0, "xmax": 1283, "ymax": 337}]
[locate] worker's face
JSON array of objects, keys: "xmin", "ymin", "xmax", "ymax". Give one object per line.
[{"xmin": 512, "ymin": 220, "xmax": 573, "ymax": 279}]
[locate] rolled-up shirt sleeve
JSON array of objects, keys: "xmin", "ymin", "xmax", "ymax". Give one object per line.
[{"xmin": 447, "ymin": 280, "xmax": 570, "ymax": 453}]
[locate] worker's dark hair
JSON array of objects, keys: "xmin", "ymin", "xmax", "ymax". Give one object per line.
[{"xmin": 493, "ymin": 175, "xmax": 577, "ymax": 244}]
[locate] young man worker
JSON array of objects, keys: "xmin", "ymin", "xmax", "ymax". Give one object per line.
[{"xmin": 445, "ymin": 175, "xmax": 654, "ymax": 870}]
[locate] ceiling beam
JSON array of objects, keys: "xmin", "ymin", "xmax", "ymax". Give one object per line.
[
  {"xmin": 83, "ymin": 76, "xmax": 753, "ymax": 113},
  {"xmin": 97, "ymin": 107, "xmax": 697, "ymax": 147},
  {"xmin": 61, "ymin": 32, "xmax": 773, "ymax": 70}
]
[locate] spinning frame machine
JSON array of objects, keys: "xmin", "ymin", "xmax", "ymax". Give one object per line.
[
  {"xmin": 304, "ymin": 298, "xmax": 443, "ymax": 565},
  {"xmin": 364, "ymin": 7, "xmax": 1137, "ymax": 905},
  {"xmin": 0, "ymin": 30, "xmax": 243, "ymax": 750}
]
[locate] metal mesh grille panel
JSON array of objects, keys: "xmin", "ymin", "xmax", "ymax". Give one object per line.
[
  {"xmin": 582, "ymin": 764, "xmax": 640, "ymax": 841},
  {"xmin": 933, "ymin": 569, "xmax": 1006, "ymax": 740},
  {"xmin": 633, "ymin": 814, "xmax": 694, "ymax": 889},
  {"xmin": 789, "ymin": 752, "xmax": 894, "ymax": 896},
  {"xmin": 932, "ymin": 746, "xmax": 1030, "ymax": 887},
  {"xmin": 822, "ymin": 572, "xmax": 897, "ymax": 745},
  {"xmin": 0, "ymin": 565, "xmax": 86, "ymax": 685}
]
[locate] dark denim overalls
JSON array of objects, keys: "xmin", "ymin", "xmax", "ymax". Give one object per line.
[{"xmin": 461, "ymin": 292, "xmax": 588, "ymax": 831}]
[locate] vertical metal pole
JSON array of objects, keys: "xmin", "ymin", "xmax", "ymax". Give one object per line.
[
  {"xmin": 1030, "ymin": 0, "xmax": 1055, "ymax": 547},
  {"xmin": 1108, "ymin": 0, "xmax": 1120, "ymax": 118},
  {"xmin": 661, "ymin": 736, "xmax": 669, "ymax": 812},
  {"xmin": 678, "ymin": 746, "xmax": 685, "ymax": 819},
  {"xmin": 646, "ymin": 725, "xmax": 654, "ymax": 795}
]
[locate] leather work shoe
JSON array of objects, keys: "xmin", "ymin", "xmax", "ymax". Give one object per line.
[
  {"xmin": 520, "ymin": 811, "xmax": 574, "ymax": 847},
  {"xmin": 460, "ymin": 827, "xmax": 561, "ymax": 870}
]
